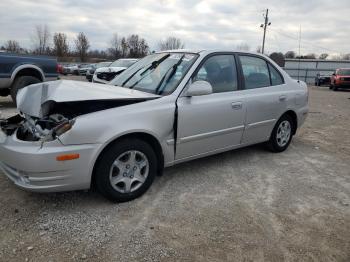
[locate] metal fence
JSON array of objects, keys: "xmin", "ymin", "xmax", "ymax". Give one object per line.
[{"xmin": 283, "ymin": 59, "xmax": 350, "ymax": 84}]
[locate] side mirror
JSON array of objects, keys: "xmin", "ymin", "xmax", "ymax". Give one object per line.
[
  {"xmin": 332, "ymin": 73, "xmax": 336, "ymax": 76},
  {"xmin": 184, "ymin": 81, "xmax": 213, "ymax": 97}
]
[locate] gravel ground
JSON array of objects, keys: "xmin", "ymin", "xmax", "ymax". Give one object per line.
[{"xmin": 0, "ymin": 82, "xmax": 349, "ymax": 262}]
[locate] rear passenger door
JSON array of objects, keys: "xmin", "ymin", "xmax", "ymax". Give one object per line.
[{"xmin": 238, "ymin": 55, "xmax": 287, "ymax": 144}]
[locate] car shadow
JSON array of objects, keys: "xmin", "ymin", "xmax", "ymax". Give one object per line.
[{"xmin": 18, "ymin": 143, "xmax": 266, "ymax": 207}]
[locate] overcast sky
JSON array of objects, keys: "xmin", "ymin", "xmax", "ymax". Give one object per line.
[{"xmin": 0, "ymin": 0, "xmax": 349, "ymax": 56}]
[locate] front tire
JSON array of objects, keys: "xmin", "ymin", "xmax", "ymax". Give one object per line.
[
  {"xmin": 94, "ymin": 138, "xmax": 158, "ymax": 202},
  {"xmin": 10, "ymin": 76, "xmax": 41, "ymax": 103},
  {"xmin": 267, "ymin": 115, "xmax": 294, "ymax": 152}
]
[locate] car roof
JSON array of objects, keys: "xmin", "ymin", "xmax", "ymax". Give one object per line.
[{"xmin": 158, "ymin": 49, "xmax": 264, "ymax": 56}]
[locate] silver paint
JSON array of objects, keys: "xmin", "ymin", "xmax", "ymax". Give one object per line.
[{"xmin": 0, "ymin": 50, "xmax": 309, "ymax": 192}]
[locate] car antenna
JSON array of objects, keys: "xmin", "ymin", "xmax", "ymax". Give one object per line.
[{"xmin": 297, "ymin": 25, "xmax": 301, "ymax": 83}]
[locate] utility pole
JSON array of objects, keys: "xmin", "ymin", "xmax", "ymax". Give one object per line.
[{"xmin": 260, "ymin": 9, "xmax": 271, "ymax": 54}]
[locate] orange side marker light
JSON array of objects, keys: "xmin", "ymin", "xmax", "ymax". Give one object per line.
[{"xmin": 56, "ymin": 154, "xmax": 80, "ymax": 161}]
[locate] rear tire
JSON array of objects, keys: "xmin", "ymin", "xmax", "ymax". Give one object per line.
[
  {"xmin": 266, "ymin": 114, "xmax": 294, "ymax": 153},
  {"xmin": 10, "ymin": 76, "xmax": 41, "ymax": 103},
  {"xmin": 333, "ymin": 86, "xmax": 338, "ymax": 91},
  {"xmin": 94, "ymin": 138, "xmax": 158, "ymax": 202}
]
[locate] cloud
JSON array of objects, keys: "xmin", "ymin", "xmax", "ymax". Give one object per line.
[{"xmin": 0, "ymin": 0, "xmax": 349, "ymax": 55}]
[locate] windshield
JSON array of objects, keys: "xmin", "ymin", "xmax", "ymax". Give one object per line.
[
  {"xmin": 110, "ymin": 53, "xmax": 198, "ymax": 95},
  {"xmin": 110, "ymin": 60, "xmax": 137, "ymax": 68},
  {"xmin": 338, "ymin": 69, "xmax": 350, "ymax": 75}
]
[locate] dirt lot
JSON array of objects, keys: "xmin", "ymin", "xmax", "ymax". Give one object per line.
[{"xmin": 0, "ymin": 82, "xmax": 349, "ymax": 262}]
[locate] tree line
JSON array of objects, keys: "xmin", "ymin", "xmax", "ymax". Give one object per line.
[{"xmin": 0, "ymin": 25, "xmax": 186, "ymax": 62}]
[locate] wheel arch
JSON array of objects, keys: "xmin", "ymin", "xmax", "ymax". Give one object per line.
[
  {"xmin": 281, "ymin": 110, "xmax": 298, "ymax": 135},
  {"xmin": 91, "ymin": 132, "xmax": 164, "ymax": 187},
  {"xmin": 11, "ymin": 65, "xmax": 45, "ymax": 83}
]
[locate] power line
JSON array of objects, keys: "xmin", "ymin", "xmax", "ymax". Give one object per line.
[{"xmin": 269, "ymin": 27, "xmax": 341, "ymax": 54}]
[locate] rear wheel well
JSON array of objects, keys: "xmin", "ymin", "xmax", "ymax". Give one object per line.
[
  {"xmin": 282, "ymin": 110, "xmax": 298, "ymax": 135},
  {"xmin": 92, "ymin": 132, "xmax": 164, "ymax": 187},
  {"xmin": 13, "ymin": 68, "xmax": 43, "ymax": 83}
]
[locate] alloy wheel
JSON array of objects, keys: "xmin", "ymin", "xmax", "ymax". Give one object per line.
[{"xmin": 109, "ymin": 150, "xmax": 149, "ymax": 193}]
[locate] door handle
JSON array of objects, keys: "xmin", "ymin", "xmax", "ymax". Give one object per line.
[
  {"xmin": 279, "ymin": 95, "xmax": 287, "ymax": 101},
  {"xmin": 231, "ymin": 102, "xmax": 242, "ymax": 110}
]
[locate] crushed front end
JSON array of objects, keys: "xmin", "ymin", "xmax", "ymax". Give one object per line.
[{"xmin": 0, "ymin": 112, "xmax": 99, "ymax": 192}]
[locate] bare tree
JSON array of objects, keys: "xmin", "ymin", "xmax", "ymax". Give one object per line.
[
  {"xmin": 4, "ymin": 40, "xmax": 21, "ymax": 53},
  {"xmin": 120, "ymin": 37, "xmax": 129, "ymax": 57},
  {"xmin": 319, "ymin": 53, "xmax": 328, "ymax": 60},
  {"xmin": 269, "ymin": 52, "xmax": 285, "ymax": 67},
  {"xmin": 256, "ymin": 46, "xmax": 262, "ymax": 53},
  {"xmin": 108, "ymin": 33, "xmax": 122, "ymax": 59},
  {"xmin": 158, "ymin": 37, "xmax": 185, "ymax": 51},
  {"xmin": 74, "ymin": 32, "xmax": 90, "ymax": 62},
  {"xmin": 304, "ymin": 53, "xmax": 316, "ymax": 59},
  {"xmin": 285, "ymin": 51, "xmax": 296, "ymax": 59},
  {"xmin": 32, "ymin": 24, "xmax": 51, "ymax": 55},
  {"xmin": 53, "ymin": 33, "xmax": 69, "ymax": 57},
  {"xmin": 236, "ymin": 43, "xmax": 250, "ymax": 51},
  {"xmin": 127, "ymin": 34, "xmax": 149, "ymax": 57},
  {"xmin": 342, "ymin": 53, "xmax": 350, "ymax": 60}
]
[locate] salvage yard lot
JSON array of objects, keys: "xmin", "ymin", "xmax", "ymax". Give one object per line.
[{"xmin": 0, "ymin": 81, "xmax": 349, "ymax": 261}]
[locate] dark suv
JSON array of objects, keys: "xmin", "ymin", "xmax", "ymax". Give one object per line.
[{"xmin": 330, "ymin": 68, "xmax": 350, "ymax": 91}]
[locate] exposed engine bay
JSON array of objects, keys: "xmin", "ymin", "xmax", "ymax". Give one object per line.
[
  {"xmin": 1, "ymin": 113, "xmax": 74, "ymax": 142},
  {"xmin": 0, "ymin": 98, "xmax": 153, "ymax": 142}
]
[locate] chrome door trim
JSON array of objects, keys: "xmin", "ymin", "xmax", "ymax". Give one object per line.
[
  {"xmin": 246, "ymin": 119, "xmax": 276, "ymax": 129},
  {"xmin": 178, "ymin": 125, "xmax": 245, "ymax": 144}
]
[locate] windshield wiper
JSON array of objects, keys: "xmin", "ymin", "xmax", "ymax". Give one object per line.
[
  {"xmin": 121, "ymin": 54, "xmax": 170, "ymax": 87},
  {"xmin": 155, "ymin": 54, "xmax": 185, "ymax": 95}
]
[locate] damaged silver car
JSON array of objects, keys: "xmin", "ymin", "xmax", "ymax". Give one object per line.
[{"xmin": 0, "ymin": 50, "xmax": 308, "ymax": 202}]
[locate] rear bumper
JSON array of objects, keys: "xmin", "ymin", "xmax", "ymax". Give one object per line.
[{"xmin": 0, "ymin": 131, "xmax": 101, "ymax": 192}]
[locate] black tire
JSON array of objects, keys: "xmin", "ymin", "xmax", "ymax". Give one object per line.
[
  {"xmin": 266, "ymin": 114, "xmax": 294, "ymax": 153},
  {"xmin": 333, "ymin": 86, "xmax": 338, "ymax": 91},
  {"xmin": 10, "ymin": 76, "xmax": 41, "ymax": 103},
  {"xmin": 94, "ymin": 138, "xmax": 158, "ymax": 202}
]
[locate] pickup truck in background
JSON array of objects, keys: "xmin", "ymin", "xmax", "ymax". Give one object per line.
[{"xmin": 0, "ymin": 53, "xmax": 58, "ymax": 102}]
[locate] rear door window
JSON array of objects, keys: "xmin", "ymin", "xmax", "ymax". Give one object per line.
[
  {"xmin": 239, "ymin": 56, "xmax": 270, "ymax": 89},
  {"xmin": 268, "ymin": 63, "xmax": 284, "ymax": 85}
]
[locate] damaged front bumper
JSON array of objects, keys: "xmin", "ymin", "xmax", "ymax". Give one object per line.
[{"xmin": 0, "ymin": 129, "xmax": 101, "ymax": 192}]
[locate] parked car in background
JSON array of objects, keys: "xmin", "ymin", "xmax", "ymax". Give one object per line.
[
  {"xmin": 314, "ymin": 72, "xmax": 332, "ymax": 86},
  {"xmin": 92, "ymin": 58, "xmax": 138, "ymax": 84},
  {"xmin": 0, "ymin": 53, "xmax": 58, "ymax": 101},
  {"xmin": 62, "ymin": 64, "xmax": 79, "ymax": 75},
  {"xmin": 0, "ymin": 50, "xmax": 308, "ymax": 202},
  {"xmin": 330, "ymin": 68, "xmax": 350, "ymax": 91},
  {"xmin": 86, "ymin": 61, "xmax": 112, "ymax": 82},
  {"xmin": 78, "ymin": 64, "xmax": 95, "ymax": 76}
]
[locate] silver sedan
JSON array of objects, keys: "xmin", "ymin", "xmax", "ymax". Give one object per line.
[{"xmin": 0, "ymin": 50, "xmax": 308, "ymax": 202}]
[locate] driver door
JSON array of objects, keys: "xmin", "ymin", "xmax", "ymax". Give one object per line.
[{"xmin": 176, "ymin": 54, "xmax": 246, "ymax": 161}]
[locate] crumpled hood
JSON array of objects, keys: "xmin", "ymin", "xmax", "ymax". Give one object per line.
[
  {"xmin": 16, "ymin": 80, "xmax": 160, "ymax": 118},
  {"xmin": 95, "ymin": 66, "xmax": 126, "ymax": 74}
]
